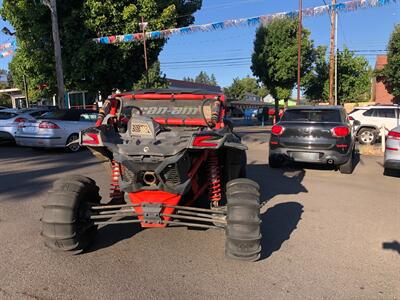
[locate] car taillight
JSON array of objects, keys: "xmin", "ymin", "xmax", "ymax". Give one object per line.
[
  {"xmin": 82, "ymin": 133, "xmax": 100, "ymax": 145},
  {"xmin": 388, "ymin": 131, "xmax": 400, "ymax": 140},
  {"xmin": 271, "ymin": 125, "xmax": 284, "ymax": 136},
  {"xmin": 192, "ymin": 135, "xmax": 220, "ymax": 147},
  {"xmin": 14, "ymin": 117, "xmax": 27, "ymax": 123},
  {"xmin": 348, "ymin": 116, "xmax": 354, "ymax": 121},
  {"xmin": 331, "ymin": 126, "xmax": 350, "ymax": 137},
  {"xmin": 39, "ymin": 121, "xmax": 60, "ymax": 129}
]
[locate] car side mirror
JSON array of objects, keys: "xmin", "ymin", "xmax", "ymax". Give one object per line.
[{"xmin": 353, "ymin": 120, "xmax": 361, "ymax": 126}]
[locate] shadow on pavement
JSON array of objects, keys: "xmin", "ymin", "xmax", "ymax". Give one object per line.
[
  {"xmin": 260, "ymin": 202, "xmax": 303, "ymax": 260},
  {"xmin": 247, "ymin": 164, "xmax": 308, "ymax": 204},
  {"xmin": 382, "ymin": 241, "xmax": 400, "ymax": 254},
  {"xmin": 0, "ymin": 146, "xmax": 99, "ymax": 200},
  {"xmin": 87, "ymin": 221, "xmax": 144, "ymax": 253}
]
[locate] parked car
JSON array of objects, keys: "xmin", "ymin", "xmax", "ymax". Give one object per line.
[
  {"xmin": 0, "ymin": 109, "xmax": 38, "ymax": 143},
  {"xmin": 15, "ymin": 109, "xmax": 98, "ymax": 152},
  {"xmin": 384, "ymin": 125, "xmax": 400, "ymax": 175},
  {"xmin": 349, "ymin": 105, "xmax": 400, "ymax": 145},
  {"xmin": 0, "ymin": 106, "xmax": 9, "ymax": 110},
  {"xmin": 269, "ymin": 106, "xmax": 357, "ymax": 174}
]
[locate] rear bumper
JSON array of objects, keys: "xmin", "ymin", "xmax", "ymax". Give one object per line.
[
  {"xmin": 15, "ymin": 135, "xmax": 65, "ymax": 148},
  {"xmin": 269, "ymin": 147, "xmax": 351, "ymax": 165},
  {"xmin": 384, "ymin": 159, "xmax": 400, "ymax": 170}
]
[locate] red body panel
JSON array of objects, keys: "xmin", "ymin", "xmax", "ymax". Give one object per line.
[{"xmin": 128, "ymin": 191, "xmax": 181, "ymax": 228}]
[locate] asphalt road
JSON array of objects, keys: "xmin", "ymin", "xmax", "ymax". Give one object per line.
[{"xmin": 0, "ymin": 131, "xmax": 399, "ymax": 300}]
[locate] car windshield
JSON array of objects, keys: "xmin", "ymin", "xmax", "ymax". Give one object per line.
[
  {"xmin": 282, "ymin": 109, "xmax": 341, "ymax": 122},
  {"xmin": 0, "ymin": 112, "xmax": 17, "ymax": 120},
  {"xmin": 40, "ymin": 111, "xmax": 69, "ymax": 120}
]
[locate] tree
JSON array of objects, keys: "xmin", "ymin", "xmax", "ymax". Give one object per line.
[
  {"xmin": 303, "ymin": 47, "xmax": 371, "ymax": 103},
  {"xmin": 183, "ymin": 71, "xmax": 218, "ymax": 86},
  {"xmin": 302, "ymin": 46, "xmax": 329, "ymax": 101},
  {"xmin": 224, "ymin": 76, "xmax": 268, "ymax": 100},
  {"xmin": 133, "ymin": 61, "xmax": 168, "ymax": 90},
  {"xmin": 380, "ymin": 24, "xmax": 400, "ymax": 102},
  {"xmin": 251, "ymin": 17, "xmax": 314, "ymax": 119},
  {"xmin": 1, "ymin": 0, "xmax": 202, "ymax": 101}
]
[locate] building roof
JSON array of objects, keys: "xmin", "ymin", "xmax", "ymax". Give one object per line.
[{"xmin": 375, "ymin": 55, "xmax": 388, "ymax": 70}]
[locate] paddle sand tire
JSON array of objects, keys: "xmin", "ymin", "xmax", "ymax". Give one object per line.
[
  {"xmin": 225, "ymin": 178, "xmax": 262, "ymax": 261},
  {"xmin": 41, "ymin": 175, "xmax": 101, "ymax": 254}
]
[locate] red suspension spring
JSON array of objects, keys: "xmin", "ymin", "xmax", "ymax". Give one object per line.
[
  {"xmin": 207, "ymin": 151, "xmax": 222, "ymax": 205},
  {"xmin": 110, "ymin": 160, "xmax": 123, "ymax": 199}
]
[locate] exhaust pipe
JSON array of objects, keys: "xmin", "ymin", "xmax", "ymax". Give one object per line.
[
  {"xmin": 143, "ymin": 171, "xmax": 157, "ymax": 186},
  {"xmin": 327, "ymin": 159, "xmax": 334, "ymax": 165}
]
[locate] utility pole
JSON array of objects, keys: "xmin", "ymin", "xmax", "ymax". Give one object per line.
[
  {"xmin": 296, "ymin": 0, "xmax": 303, "ymax": 106},
  {"xmin": 334, "ymin": 12, "xmax": 338, "ymax": 105},
  {"xmin": 328, "ymin": 0, "xmax": 336, "ymax": 105},
  {"xmin": 42, "ymin": 0, "xmax": 65, "ymax": 108},
  {"xmin": 23, "ymin": 74, "xmax": 29, "ymax": 108},
  {"xmin": 139, "ymin": 17, "xmax": 149, "ymax": 87}
]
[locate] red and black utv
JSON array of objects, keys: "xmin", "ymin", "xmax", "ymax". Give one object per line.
[{"xmin": 41, "ymin": 89, "xmax": 262, "ymax": 261}]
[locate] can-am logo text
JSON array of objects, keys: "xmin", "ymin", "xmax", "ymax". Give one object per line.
[{"xmin": 140, "ymin": 106, "xmax": 200, "ymax": 115}]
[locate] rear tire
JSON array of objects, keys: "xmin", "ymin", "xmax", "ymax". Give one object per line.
[
  {"xmin": 225, "ymin": 178, "xmax": 261, "ymax": 261},
  {"xmin": 41, "ymin": 175, "xmax": 101, "ymax": 254},
  {"xmin": 339, "ymin": 149, "xmax": 355, "ymax": 174},
  {"xmin": 66, "ymin": 133, "xmax": 80, "ymax": 152},
  {"xmin": 269, "ymin": 155, "xmax": 283, "ymax": 168},
  {"xmin": 358, "ymin": 128, "xmax": 377, "ymax": 145}
]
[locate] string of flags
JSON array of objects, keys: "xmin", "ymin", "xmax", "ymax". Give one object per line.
[
  {"xmin": 0, "ymin": 40, "xmax": 16, "ymax": 51},
  {"xmin": 0, "ymin": 49, "xmax": 14, "ymax": 58},
  {"xmin": 94, "ymin": 0, "xmax": 397, "ymax": 45}
]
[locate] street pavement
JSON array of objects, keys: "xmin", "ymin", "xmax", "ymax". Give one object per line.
[{"xmin": 0, "ymin": 130, "xmax": 399, "ymax": 300}]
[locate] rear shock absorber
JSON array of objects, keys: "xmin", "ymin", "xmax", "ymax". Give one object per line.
[
  {"xmin": 207, "ymin": 151, "xmax": 222, "ymax": 207},
  {"xmin": 110, "ymin": 160, "xmax": 123, "ymax": 199}
]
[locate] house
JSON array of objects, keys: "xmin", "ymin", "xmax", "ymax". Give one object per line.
[{"xmin": 372, "ymin": 55, "xmax": 397, "ymax": 104}]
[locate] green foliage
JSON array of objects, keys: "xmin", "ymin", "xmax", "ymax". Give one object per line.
[
  {"xmin": 303, "ymin": 47, "xmax": 371, "ymax": 103},
  {"xmin": 224, "ymin": 76, "xmax": 268, "ymax": 100},
  {"xmin": 1, "ymin": 0, "xmax": 202, "ymax": 99},
  {"xmin": 381, "ymin": 24, "xmax": 400, "ymax": 99},
  {"xmin": 302, "ymin": 46, "xmax": 329, "ymax": 101},
  {"xmin": 133, "ymin": 61, "xmax": 168, "ymax": 90},
  {"xmin": 251, "ymin": 17, "xmax": 314, "ymax": 102},
  {"xmin": 183, "ymin": 71, "xmax": 218, "ymax": 86}
]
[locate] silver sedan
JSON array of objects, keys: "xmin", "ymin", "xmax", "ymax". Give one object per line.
[
  {"xmin": 384, "ymin": 125, "xmax": 400, "ymax": 175},
  {"xmin": 15, "ymin": 109, "xmax": 98, "ymax": 152},
  {"xmin": 0, "ymin": 109, "xmax": 38, "ymax": 143}
]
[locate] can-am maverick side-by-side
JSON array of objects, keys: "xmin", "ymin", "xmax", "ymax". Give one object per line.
[{"xmin": 41, "ymin": 89, "xmax": 262, "ymax": 261}]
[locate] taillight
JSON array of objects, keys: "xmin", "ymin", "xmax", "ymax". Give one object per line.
[
  {"xmin": 39, "ymin": 121, "xmax": 60, "ymax": 129},
  {"xmin": 14, "ymin": 117, "xmax": 27, "ymax": 123},
  {"xmin": 271, "ymin": 125, "xmax": 284, "ymax": 136},
  {"xmin": 82, "ymin": 133, "xmax": 100, "ymax": 145},
  {"xmin": 348, "ymin": 116, "xmax": 354, "ymax": 121},
  {"xmin": 388, "ymin": 131, "xmax": 400, "ymax": 140},
  {"xmin": 192, "ymin": 135, "xmax": 220, "ymax": 147},
  {"xmin": 331, "ymin": 126, "xmax": 350, "ymax": 137}
]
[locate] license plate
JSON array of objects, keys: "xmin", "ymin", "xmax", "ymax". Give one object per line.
[{"xmin": 290, "ymin": 152, "xmax": 319, "ymax": 161}]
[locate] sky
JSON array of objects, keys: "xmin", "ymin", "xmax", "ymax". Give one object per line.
[
  {"xmin": 0, "ymin": 0, "xmax": 399, "ymax": 88},
  {"xmin": 158, "ymin": 0, "xmax": 400, "ymax": 87}
]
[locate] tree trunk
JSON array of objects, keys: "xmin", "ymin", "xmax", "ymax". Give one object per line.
[
  {"xmin": 274, "ymin": 98, "xmax": 279, "ymax": 123},
  {"xmin": 284, "ymin": 98, "xmax": 289, "ymax": 109},
  {"xmin": 48, "ymin": 0, "xmax": 65, "ymax": 108}
]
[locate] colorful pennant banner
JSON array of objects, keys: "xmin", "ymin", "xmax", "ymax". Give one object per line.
[
  {"xmin": 0, "ymin": 50, "xmax": 14, "ymax": 58},
  {"xmin": 94, "ymin": 0, "xmax": 397, "ymax": 45},
  {"xmin": 0, "ymin": 40, "xmax": 16, "ymax": 51}
]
